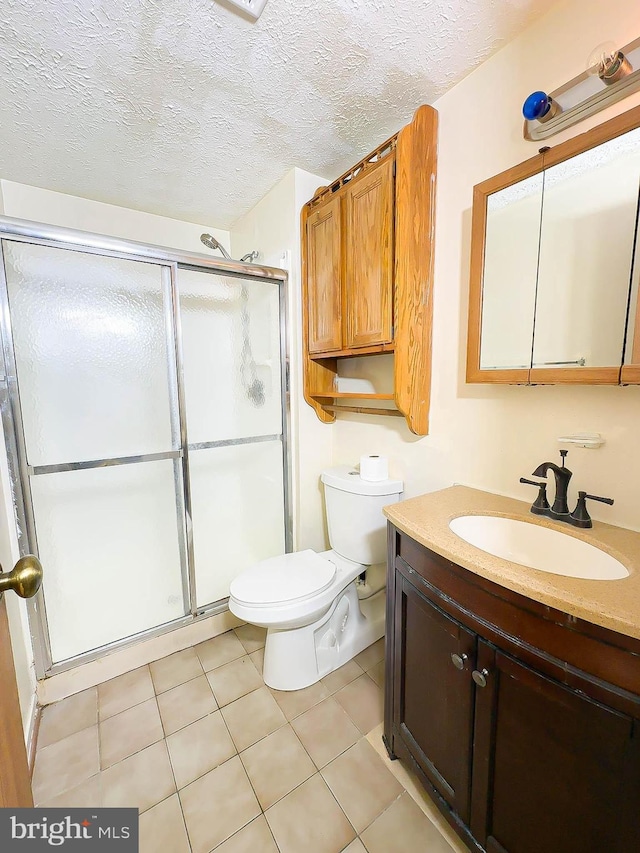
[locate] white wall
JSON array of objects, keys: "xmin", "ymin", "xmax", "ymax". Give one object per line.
[
  {"xmin": 1, "ymin": 181, "xmax": 230, "ymax": 255},
  {"xmin": 332, "ymin": 0, "xmax": 640, "ymax": 532},
  {"xmin": 231, "ymin": 168, "xmax": 334, "ymax": 551}
]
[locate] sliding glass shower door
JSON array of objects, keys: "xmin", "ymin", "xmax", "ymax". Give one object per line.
[
  {"xmin": 178, "ymin": 269, "xmax": 286, "ymax": 607},
  {"xmin": 0, "ymin": 228, "xmax": 289, "ymax": 674}
]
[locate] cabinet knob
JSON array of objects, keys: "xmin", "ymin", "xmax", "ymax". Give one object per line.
[
  {"xmin": 472, "ymin": 668, "xmax": 490, "ymax": 688},
  {"xmin": 451, "ymin": 653, "xmax": 468, "ymax": 670}
]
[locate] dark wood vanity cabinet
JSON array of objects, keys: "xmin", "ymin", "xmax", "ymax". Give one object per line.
[
  {"xmin": 397, "ymin": 573, "xmax": 476, "ymax": 823},
  {"xmin": 384, "ymin": 526, "xmax": 640, "ymax": 853}
]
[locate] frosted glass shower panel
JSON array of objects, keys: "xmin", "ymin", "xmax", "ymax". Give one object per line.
[
  {"xmin": 31, "ymin": 460, "xmax": 185, "ymax": 663},
  {"xmin": 3, "ymin": 242, "xmax": 174, "ymax": 466},
  {"xmin": 190, "ymin": 441, "xmax": 286, "ymax": 607},
  {"xmin": 178, "ymin": 269, "xmax": 282, "ymax": 442}
]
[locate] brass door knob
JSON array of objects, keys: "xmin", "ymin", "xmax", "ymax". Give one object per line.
[{"xmin": 0, "ymin": 555, "xmax": 43, "ymax": 599}]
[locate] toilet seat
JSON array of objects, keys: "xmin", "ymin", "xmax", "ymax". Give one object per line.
[
  {"xmin": 229, "ymin": 548, "xmax": 366, "ymax": 630},
  {"xmin": 230, "ymin": 550, "xmax": 337, "ymax": 608}
]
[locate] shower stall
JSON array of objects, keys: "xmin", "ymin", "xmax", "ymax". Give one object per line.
[{"xmin": 0, "ymin": 217, "xmax": 291, "ymax": 677}]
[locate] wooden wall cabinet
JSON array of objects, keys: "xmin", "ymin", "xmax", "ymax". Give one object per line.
[
  {"xmin": 301, "ymin": 105, "xmax": 438, "ymax": 436},
  {"xmin": 385, "ymin": 527, "xmax": 640, "ymax": 853}
]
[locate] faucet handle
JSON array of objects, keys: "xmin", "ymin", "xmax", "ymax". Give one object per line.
[
  {"xmin": 582, "ymin": 492, "xmax": 614, "ymax": 506},
  {"xmin": 559, "ymin": 449, "xmax": 569, "ymax": 466},
  {"xmin": 569, "ymin": 491, "xmax": 614, "ymax": 528},
  {"xmin": 519, "ymin": 478, "xmax": 550, "ymax": 515}
]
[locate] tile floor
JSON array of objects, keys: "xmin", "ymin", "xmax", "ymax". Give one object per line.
[{"xmin": 33, "ymin": 627, "xmax": 467, "ymax": 853}]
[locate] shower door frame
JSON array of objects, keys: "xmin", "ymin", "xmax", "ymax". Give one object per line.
[{"xmin": 0, "ymin": 216, "xmax": 292, "ymax": 678}]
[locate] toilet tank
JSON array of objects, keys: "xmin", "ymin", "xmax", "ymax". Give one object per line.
[{"xmin": 320, "ymin": 465, "xmax": 404, "ymax": 565}]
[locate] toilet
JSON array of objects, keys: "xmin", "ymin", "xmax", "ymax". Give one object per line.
[{"xmin": 229, "ymin": 465, "xmax": 403, "ymax": 691}]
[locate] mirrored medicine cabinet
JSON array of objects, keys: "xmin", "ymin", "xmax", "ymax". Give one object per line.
[{"xmin": 467, "ymin": 104, "xmax": 640, "ymax": 385}]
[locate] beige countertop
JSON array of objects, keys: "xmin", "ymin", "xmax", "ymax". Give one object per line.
[{"xmin": 384, "ymin": 485, "xmax": 640, "ymax": 641}]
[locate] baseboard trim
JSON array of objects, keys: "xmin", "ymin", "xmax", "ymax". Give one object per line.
[
  {"xmin": 37, "ymin": 608, "xmax": 242, "ymax": 706},
  {"xmin": 26, "ymin": 699, "xmax": 41, "ymax": 776}
]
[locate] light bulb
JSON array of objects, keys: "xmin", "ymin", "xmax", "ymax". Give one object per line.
[
  {"xmin": 587, "ymin": 42, "xmax": 632, "ymax": 85},
  {"xmin": 522, "ymin": 91, "xmax": 560, "ymax": 124}
]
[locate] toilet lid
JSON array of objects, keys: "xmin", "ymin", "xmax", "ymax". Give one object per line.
[{"xmin": 230, "ymin": 550, "xmax": 337, "ymax": 607}]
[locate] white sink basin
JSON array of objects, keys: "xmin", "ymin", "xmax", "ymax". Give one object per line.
[{"xmin": 449, "ymin": 515, "xmax": 629, "ymax": 580}]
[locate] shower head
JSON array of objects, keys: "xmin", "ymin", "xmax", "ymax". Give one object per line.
[{"xmin": 200, "ymin": 233, "xmax": 232, "ymax": 261}]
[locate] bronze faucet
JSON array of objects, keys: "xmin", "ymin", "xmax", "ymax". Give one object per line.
[
  {"xmin": 520, "ymin": 449, "xmax": 614, "ymax": 528},
  {"xmin": 531, "ymin": 449, "xmax": 572, "ymax": 519}
]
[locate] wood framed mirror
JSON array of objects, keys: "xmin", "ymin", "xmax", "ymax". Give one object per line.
[{"xmin": 467, "ymin": 104, "xmax": 640, "ymax": 386}]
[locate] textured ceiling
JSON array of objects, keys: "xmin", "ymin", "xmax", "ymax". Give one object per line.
[{"xmin": 0, "ymin": 0, "xmax": 557, "ymax": 228}]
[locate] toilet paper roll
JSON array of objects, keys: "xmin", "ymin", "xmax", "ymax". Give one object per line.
[{"xmin": 360, "ymin": 455, "xmax": 389, "ymax": 482}]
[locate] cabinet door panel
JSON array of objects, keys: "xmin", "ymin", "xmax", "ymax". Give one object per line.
[
  {"xmin": 345, "ymin": 157, "xmax": 394, "ymax": 348},
  {"xmin": 474, "ymin": 643, "xmax": 640, "ymax": 853},
  {"xmin": 395, "ymin": 573, "xmax": 476, "ymax": 822},
  {"xmin": 306, "ymin": 197, "xmax": 342, "ymax": 353}
]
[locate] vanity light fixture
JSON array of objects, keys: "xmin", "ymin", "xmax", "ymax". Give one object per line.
[
  {"xmin": 523, "ymin": 36, "xmax": 640, "ymax": 141},
  {"xmin": 223, "ymin": 0, "xmax": 268, "ymax": 19}
]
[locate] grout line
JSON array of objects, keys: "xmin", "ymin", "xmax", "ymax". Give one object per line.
[
  {"xmin": 156, "ymin": 677, "xmax": 219, "ymax": 739},
  {"xmin": 180, "ymin": 754, "xmax": 256, "ymax": 851},
  {"xmin": 176, "ymin": 785, "xmax": 195, "ymax": 852},
  {"xmin": 153, "ymin": 668, "xmax": 204, "ymax": 697},
  {"xmin": 238, "ymin": 724, "xmax": 316, "ymax": 812},
  {"xmin": 155, "ymin": 669, "xmax": 212, "ymax": 699},
  {"xmin": 149, "ymin": 659, "xmax": 206, "ymax": 696},
  {"xmin": 236, "ymin": 748, "xmax": 267, "ymax": 812},
  {"xmin": 50, "ymin": 640, "xmax": 404, "ymax": 852},
  {"xmin": 137, "ymin": 791, "xmax": 176, "ymax": 817},
  {"xmin": 196, "ymin": 628, "xmax": 255, "ymax": 673},
  {"xmin": 166, "ymin": 710, "xmax": 240, "ymax": 793},
  {"xmin": 263, "ymin": 814, "xmax": 283, "ymax": 853},
  {"xmin": 351, "ymin": 789, "xmax": 405, "ymax": 837},
  {"xmin": 162, "ymin": 727, "xmax": 181, "ymax": 801},
  {"xmin": 321, "ymin": 665, "xmax": 366, "ymax": 696},
  {"xmin": 36, "ymin": 717, "xmax": 99, "ymax": 754},
  {"xmin": 100, "ymin": 733, "xmax": 165, "ymax": 774},
  {"xmin": 98, "ymin": 692, "xmax": 156, "ymax": 725},
  {"xmin": 100, "ymin": 710, "xmax": 165, "ymax": 771},
  {"xmin": 318, "ymin": 763, "xmax": 361, "ymax": 841},
  {"xmin": 174, "ymin": 794, "xmax": 192, "ymax": 853},
  {"xmin": 98, "ymin": 676, "xmax": 156, "ymax": 724}
]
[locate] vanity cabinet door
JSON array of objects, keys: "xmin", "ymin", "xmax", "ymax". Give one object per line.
[
  {"xmin": 471, "ymin": 642, "xmax": 640, "ymax": 853},
  {"xmin": 393, "ymin": 571, "xmax": 476, "ymax": 823}
]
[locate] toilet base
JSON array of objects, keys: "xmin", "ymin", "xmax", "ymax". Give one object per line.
[{"xmin": 262, "ymin": 582, "xmax": 385, "ymax": 691}]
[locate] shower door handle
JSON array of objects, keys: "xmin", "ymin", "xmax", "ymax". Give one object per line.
[{"xmin": 0, "ymin": 555, "xmax": 43, "ymax": 599}]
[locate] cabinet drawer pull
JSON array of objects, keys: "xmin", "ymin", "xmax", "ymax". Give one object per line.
[
  {"xmin": 451, "ymin": 653, "xmax": 468, "ymax": 670},
  {"xmin": 472, "ymin": 668, "xmax": 490, "ymax": 688}
]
